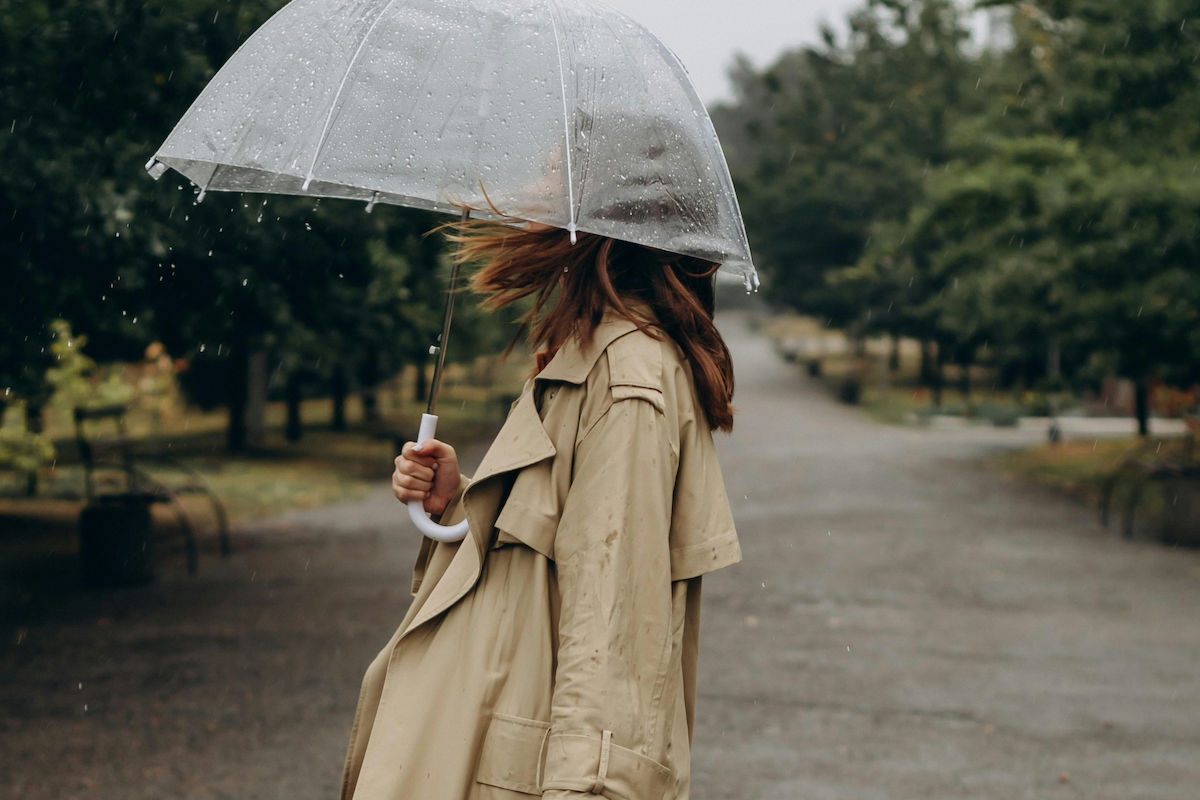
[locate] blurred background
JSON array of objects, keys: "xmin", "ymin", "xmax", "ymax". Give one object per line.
[{"xmin": 2, "ymin": 1, "xmax": 1198, "ymax": 798}]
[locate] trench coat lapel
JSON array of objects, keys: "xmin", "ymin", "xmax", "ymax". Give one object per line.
[
  {"xmin": 400, "ymin": 387, "xmax": 555, "ymax": 638},
  {"xmin": 534, "ymin": 310, "xmax": 648, "ymax": 385},
  {"xmin": 397, "ymin": 312, "xmax": 647, "ymax": 640},
  {"xmin": 467, "ymin": 385, "xmax": 557, "ymax": 490}
]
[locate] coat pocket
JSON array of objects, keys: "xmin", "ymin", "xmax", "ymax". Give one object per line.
[{"xmin": 475, "ymin": 712, "xmax": 551, "ymax": 795}]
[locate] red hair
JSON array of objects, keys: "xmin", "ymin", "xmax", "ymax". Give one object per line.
[{"xmin": 443, "ymin": 220, "xmax": 735, "ymax": 432}]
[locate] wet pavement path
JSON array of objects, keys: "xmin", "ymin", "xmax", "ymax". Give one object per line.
[
  {"xmin": 697, "ymin": 313, "xmax": 1200, "ymax": 800},
  {"xmin": 3, "ymin": 312, "xmax": 1199, "ymax": 799}
]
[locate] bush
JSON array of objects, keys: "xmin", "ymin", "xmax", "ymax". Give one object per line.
[
  {"xmin": 0, "ymin": 402, "xmax": 55, "ymax": 487},
  {"xmin": 975, "ymin": 402, "xmax": 1021, "ymax": 427}
]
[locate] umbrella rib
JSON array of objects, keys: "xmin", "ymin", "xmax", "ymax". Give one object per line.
[
  {"xmin": 303, "ymin": 0, "xmax": 402, "ymax": 191},
  {"xmin": 545, "ymin": 0, "xmax": 577, "ymax": 243}
]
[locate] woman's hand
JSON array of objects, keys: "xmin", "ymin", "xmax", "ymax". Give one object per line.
[{"xmin": 392, "ymin": 438, "xmax": 460, "ymax": 515}]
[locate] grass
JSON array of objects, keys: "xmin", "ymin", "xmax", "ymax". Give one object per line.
[
  {"xmin": 763, "ymin": 313, "xmax": 1079, "ymax": 426},
  {"xmin": 1, "ymin": 355, "xmax": 528, "ymax": 536},
  {"xmin": 993, "ymin": 438, "xmax": 1200, "ymax": 544},
  {"xmin": 991, "ymin": 439, "xmax": 1138, "ymax": 504}
]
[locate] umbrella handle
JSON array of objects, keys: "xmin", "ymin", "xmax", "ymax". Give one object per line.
[{"xmin": 406, "ymin": 413, "xmax": 470, "ymax": 542}]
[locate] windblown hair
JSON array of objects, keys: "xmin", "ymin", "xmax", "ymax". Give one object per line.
[{"xmin": 442, "ymin": 219, "xmax": 735, "ymax": 432}]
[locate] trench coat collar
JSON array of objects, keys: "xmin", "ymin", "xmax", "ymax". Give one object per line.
[
  {"xmin": 401, "ymin": 383, "xmax": 558, "ymax": 638},
  {"xmin": 402, "ymin": 382, "xmax": 559, "ymax": 636},
  {"xmin": 464, "ymin": 302, "xmax": 657, "ymax": 500},
  {"xmin": 397, "ymin": 304, "xmax": 658, "ymax": 640},
  {"xmin": 533, "ymin": 304, "xmax": 657, "ymax": 385}
]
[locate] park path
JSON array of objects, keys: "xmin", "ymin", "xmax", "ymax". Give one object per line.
[
  {"xmin": 695, "ymin": 313, "xmax": 1200, "ymax": 800},
  {"xmin": 3, "ymin": 312, "xmax": 1198, "ymax": 799}
]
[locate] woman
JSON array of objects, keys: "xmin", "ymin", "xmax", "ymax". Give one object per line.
[{"xmin": 340, "ymin": 218, "xmax": 741, "ymax": 800}]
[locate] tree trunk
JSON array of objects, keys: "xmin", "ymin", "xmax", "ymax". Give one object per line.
[
  {"xmin": 24, "ymin": 401, "xmax": 43, "ymax": 433},
  {"xmin": 285, "ymin": 370, "xmax": 303, "ymax": 443},
  {"xmin": 331, "ymin": 363, "xmax": 348, "ymax": 432},
  {"xmin": 227, "ymin": 335, "xmax": 250, "ymax": 453},
  {"xmin": 1134, "ymin": 378, "xmax": 1150, "ymax": 438},
  {"xmin": 932, "ymin": 343, "xmax": 945, "ymax": 408},
  {"xmin": 958, "ymin": 358, "xmax": 971, "ymax": 401},
  {"xmin": 360, "ymin": 350, "xmax": 381, "ymax": 424},
  {"xmin": 1047, "ymin": 342, "xmax": 1062, "ymax": 380},
  {"xmin": 888, "ymin": 334, "xmax": 901, "ymax": 373},
  {"xmin": 414, "ymin": 362, "xmax": 428, "ymax": 405},
  {"xmin": 919, "ymin": 339, "xmax": 936, "ymax": 387},
  {"xmin": 246, "ymin": 349, "xmax": 268, "ymax": 448}
]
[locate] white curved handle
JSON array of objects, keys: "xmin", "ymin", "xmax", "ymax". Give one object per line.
[{"xmin": 407, "ymin": 413, "xmax": 470, "ymax": 542}]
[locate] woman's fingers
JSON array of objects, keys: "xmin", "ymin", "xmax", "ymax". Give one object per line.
[
  {"xmin": 394, "ymin": 438, "xmax": 460, "ymax": 507},
  {"xmin": 393, "ymin": 469, "xmax": 432, "ymax": 492},
  {"xmin": 399, "ymin": 442, "xmax": 438, "ymax": 469},
  {"xmin": 403, "ymin": 438, "xmax": 456, "ymax": 465},
  {"xmin": 392, "ymin": 468, "xmax": 431, "ymax": 502},
  {"xmin": 393, "ymin": 446, "xmax": 433, "ymax": 503},
  {"xmin": 394, "ymin": 453, "xmax": 435, "ymax": 482}
]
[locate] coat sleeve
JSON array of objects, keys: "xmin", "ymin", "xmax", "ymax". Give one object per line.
[{"xmin": 540, "ymin": 390, "xmax": 680, "ymax": 800}]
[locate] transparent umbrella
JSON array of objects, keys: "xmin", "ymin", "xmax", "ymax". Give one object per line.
[{"xmin": 147, "ymin": 0, "xmax": 757, "ymax": 540}]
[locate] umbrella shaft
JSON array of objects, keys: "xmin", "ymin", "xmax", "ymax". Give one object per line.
[{"xmin": 427, "ymin": 209, "xmax": 469, "ymax": 415}]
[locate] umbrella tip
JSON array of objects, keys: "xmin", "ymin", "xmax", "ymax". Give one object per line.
[
  {"xmin": 145, "ymin": 158, "xmax": 167, "ymax": 180},
  {"xmin": 743, "ymin": 270, "xmax": 760, "ymax": 293},
  {"xmin": 302, "ymin": 175, "xmax": 313, "ymax": 192},
  {"xmin": 568, "ymin": 223, "xmax": 577, "ymax": 245}
]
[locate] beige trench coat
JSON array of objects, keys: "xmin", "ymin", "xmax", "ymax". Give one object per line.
[{"xmin": 341, "ymin": 310, "xmax": 741, "ymax": 800}]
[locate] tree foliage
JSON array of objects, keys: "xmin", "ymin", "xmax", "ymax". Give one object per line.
[
  {"xmin": 716, "ymin": 0, "xmax": 1200, "ymax": 429},
  {"xmin": 1, "ymin": 0, "xmax": 494, "ymax": 449}
]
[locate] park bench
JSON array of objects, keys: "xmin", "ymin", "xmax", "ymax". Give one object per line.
[
  {"xmin": 1099, "ymin": 420, "xmax": 1200, "ymax": 546},
  {"xmin": 74, "ymin": 404, "xmax": 230, "ymax": 577}
]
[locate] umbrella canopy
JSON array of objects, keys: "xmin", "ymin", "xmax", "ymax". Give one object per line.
[{"xmin": 147, "ymin": 0, "xmax": 758, "ymax": 288}]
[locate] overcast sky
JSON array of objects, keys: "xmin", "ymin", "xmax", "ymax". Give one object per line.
[
  {"xmin": 598, "ymin": 0, "xmax": 999, "ymax": 105},
  {"xmin": 598, "ymin": 0, "xmax": 870, "ymax": 104}
]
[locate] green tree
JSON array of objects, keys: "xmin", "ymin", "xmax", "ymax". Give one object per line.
[
  {"xmin": 1, "ymin": 1, "xmax": 493, "ymax": 452},
  {"xmin": 714, "ymin": 0, "xmax": 980, "ymax": 326}
]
